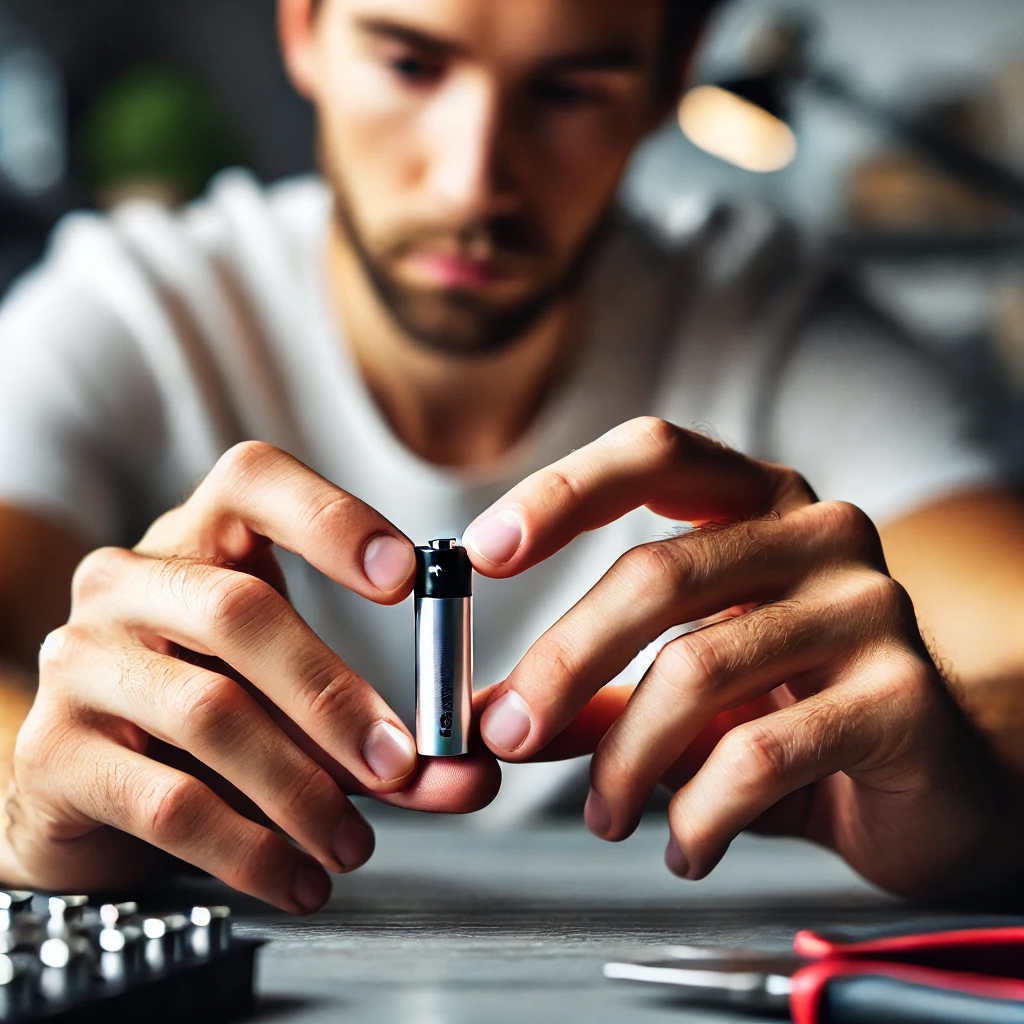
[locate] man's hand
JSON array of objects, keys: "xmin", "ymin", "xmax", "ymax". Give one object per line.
[
  {"xmin": 5, "ymin": 442, "xmax": 499, "ymax": 913},
  {"xmin": 465, "ymin": 417, "xmax": 1010, "ymax": 899}
]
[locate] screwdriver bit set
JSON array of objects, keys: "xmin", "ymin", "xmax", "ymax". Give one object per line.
[{"xmin": 0, "ymin": 891, "xmax": 261, "ymax": 1022}]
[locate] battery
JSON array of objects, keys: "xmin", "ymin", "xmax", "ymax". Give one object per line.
[{"xmin": 414, "ymin": 539, "xmax": 473, "ymax": 756}]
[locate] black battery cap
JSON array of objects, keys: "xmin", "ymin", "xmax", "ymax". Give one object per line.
[{"xmin": 414, "ymin": 539, "xmax": 473, "ymax": 599}]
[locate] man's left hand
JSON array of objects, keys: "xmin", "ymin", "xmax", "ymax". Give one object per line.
[{"xmin": 464, "ymin": 417, "xmax": 1010, "ymax": 899}]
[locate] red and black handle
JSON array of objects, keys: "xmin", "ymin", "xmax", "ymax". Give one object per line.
[{"xmin": 790, "ymin": 923, "xmax": 1024, "ymax": 1024}]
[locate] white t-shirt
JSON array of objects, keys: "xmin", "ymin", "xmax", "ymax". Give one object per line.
[{"xmin": 0, "ymin": 171, "xmax": 999, "ymax": 817}]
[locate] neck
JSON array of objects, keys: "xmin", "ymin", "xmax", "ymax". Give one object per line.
[{"xmin": 326, "ymin": 221, "xmax": 577, "ymax": 468}]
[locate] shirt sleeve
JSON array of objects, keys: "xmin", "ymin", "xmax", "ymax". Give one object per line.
[
  {"xmin": 765, "ymin": 282, "xmax": 1002, "ymax": 526},
  {"xmin": 0, "ymin": 217, "xmax": 164, "ymax": 545}
]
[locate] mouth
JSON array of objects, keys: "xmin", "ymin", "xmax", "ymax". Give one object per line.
[{"xmin": 402, "ymin": 249, "xmax": 517, "ymax": 290}]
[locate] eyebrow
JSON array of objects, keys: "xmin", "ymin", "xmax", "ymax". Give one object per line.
[
  {"xmin": 356, "ymin": 17, "xmax": 465, "ymax": 56},
  {"xmin": 354, "ymin": 17, "xmax": 646, "ymax": 73}
]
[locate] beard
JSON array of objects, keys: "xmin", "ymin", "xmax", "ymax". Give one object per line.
[{"xmin": 328, "ymin": 176, "xmax": 610, "ymax": 358}]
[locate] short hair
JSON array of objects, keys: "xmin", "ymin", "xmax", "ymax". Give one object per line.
[
  {"xmin": 310, "ymin": 0, "xmax": 724, "ymax": 91},
  {"xmin": 659, "ymin": 1, "xmax": 723, "ymax": 98}
]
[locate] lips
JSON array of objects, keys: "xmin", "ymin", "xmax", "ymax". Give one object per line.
[{"xmin": 405, "ymin": 250, "xmax": 507, "ymax": 288}]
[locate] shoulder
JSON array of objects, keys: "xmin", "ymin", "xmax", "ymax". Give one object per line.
[
  {"xmin": 614, "ymin": 199, "xmax": 809, "ymax": 309},
  {"xmin": 621, "ymin": 200, "xmax": 821, "ymax": 448},
  {"xmin": 3, "ymin": 169, "xmax": 328, "ymax": 328},
  {"xmin": 767, "ymin": 279, "xmax": 1001, "ymax": 522},
  {"xmin": 179, "ymin": 170, "xmax": 330, "ymax": 273}
]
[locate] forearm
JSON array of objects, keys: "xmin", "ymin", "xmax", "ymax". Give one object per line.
[
  {"xmin": 880, "ymin": 490, "xmax": 1024, "ymax": 769},
  {"xmin": 953, "ymin": 671, "xmax": 1024, "ymax": 774}
]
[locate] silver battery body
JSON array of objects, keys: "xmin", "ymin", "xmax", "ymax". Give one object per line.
[{"xmin": 414, "ymin": 595, "xmax": 472, "ymax": 756}]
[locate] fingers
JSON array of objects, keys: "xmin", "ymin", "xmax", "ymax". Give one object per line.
[
  {"xmin": 136, "ymin": 441, "xmax": 416, "ymax": 604},
  {"xmin": 464, "ymin": 417, "xmax": 815, "ymax": 577},
  {"xmin": 48, "ymin": 630, "xmax": 374, "ymax": 874},
  {"xmin": 367, "ymin": 749, "xmax": 503, "ymax": 813},
  {"xmin": 479, "ymin": 505, "xmax": 885, "ymax": 760},
  {"xmin": 29, "ymin": 730, "xmax": 332, "ymax": 914},
  {"xmin": 659, "ymin": 655, "xmax": 985, "ymax": 897},
  {"xmin": 70, "ymin": 549, "xmax": 418, "ymax": 793},
  {"xmin": 584, "ymin": 599, "xmax": 853, "ymax": 841},
  {"xmin": 663, "ymin": 684, "xmax": 882, "ymax": 882}
]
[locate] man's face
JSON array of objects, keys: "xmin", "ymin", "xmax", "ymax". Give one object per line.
[{"xmin": 289, "ymin": 0, "xmax": 668, "ymax": 354}]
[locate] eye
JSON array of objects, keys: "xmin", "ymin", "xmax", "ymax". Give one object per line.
[
  {"xmin": 531, "ymin": 77, "xmax": 597, "ymax": 106},
  {"xmin": 387, "ymin": 51, "xmax": 443, "ymax": 86}
]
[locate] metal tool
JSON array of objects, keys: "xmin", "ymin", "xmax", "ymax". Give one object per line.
[{"xmin": 604, "ymin": 922, "xmax": 1024, "ymax": 1023}]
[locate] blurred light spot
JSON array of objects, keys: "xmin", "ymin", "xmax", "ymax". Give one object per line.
[
  {"xmin": 679, "ymin": 85, "xmax": 797, "ymax": 174},
  {"xmin": 0, "ymin": 48, "xmax": 66, "ymax": 194}
]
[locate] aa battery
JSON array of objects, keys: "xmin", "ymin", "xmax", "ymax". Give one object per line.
[{"xmin": 414, "ymin": 539, "xmax": 473, "ymax": 756}]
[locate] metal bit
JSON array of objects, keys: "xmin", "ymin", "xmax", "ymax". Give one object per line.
[
  {"xmin": 47, "ymin": 896, "xmax": 89, "ymax": 922},
  {"xmin": 37, "ymin": 934, "xmax": 93, "ymax": 1005},
  {"xmin": 190, "ymin": 905, "xmax": 232, "ymax": 955},
  {"xmin": 0, "ymin": 952, "xmax": 33, "ymax": 1019},
  {"xmin": 46, "ymin": 895, "xmax": 92, "ymax": 938},
  {"xmin": 99, "ymin": 902, "xmax": 139, "ymax": 929},
  {"xmin": 142, "ymin": 913, "xmax": 189, "ymax": 971},
  {"xmin": 98, "ymin": 924, "xmax": 143, "ymax": 983},
  {"xmin": 0, "ymin": 892, "xmax": 33, "ymax": 914}
]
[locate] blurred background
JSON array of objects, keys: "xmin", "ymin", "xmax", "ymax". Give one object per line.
[{"xmin": 1, "ymin": 0, "xmax": 1023, "ymax": 477}]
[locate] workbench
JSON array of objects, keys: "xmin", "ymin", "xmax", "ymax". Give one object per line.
[{"xmin": 190, "ymin": 805, "xmax": 974, "ymax": 1023}]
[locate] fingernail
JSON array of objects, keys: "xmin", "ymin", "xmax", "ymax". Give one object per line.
[
  {"xmin": 480, "ymin": 690, "xmax": 532, "ymax": 752},
  {"xmin": 665, "ymin": 836, "xmax": 690, "ymax": 878},
  {"xmin": 464, "ymin": 509, "xmax": 523, "ymax": 565},
  {"xmin": 584, "ymin": 788, "xmax": 611, "ymax": 838},
  {"xmin": 292, "ymin": 862, "xmax": 330, "ymax": 913},
  {"xmin": 362, "ymin": 720, "xmax": 417, "ymax": 782},
  {"xmin": 332, "ymin": 814, "xmax": 376, "ymax": 870},
  {"xmin": 363, "ymin": 535, "xmax": 415, "ymax": 591}
]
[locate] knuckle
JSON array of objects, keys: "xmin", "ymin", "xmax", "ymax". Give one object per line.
[
  {"xmin": 884, "ymin": 578, "xmax": 918, "ymax": 632},
  {"xmin": 37, "ymin": 625, "xmax": 90, "ymax": 675},
  {"xmin": 304, "ymin": 662, "xmax": 363, "ymax": 722},
  {"xmin": 591, "ymin": 741, "xmax": 638, "ymax": 793},
  {"xmin": 617, "ymin": 540, "xmax": 694, "ymax": 596},
  {"xmin": 656, "ymin": 632, "xmax": 725, "ymax": 701},
  {"xmin": 12, "ymin": 709, "xmax": 66, "ymax": 781},
  {"xmin": 213, "ymin": 440, "xmax": 279, "ymax": 488},
  {"xmin": 870, "ymin": 572, "xmax": 912, "ymax": 616},
  {"xmin": 522, "ymin": 635, "xmax": 581, "ymax": 691},
  {"xmin": 71, "ymin": 546, "xmax": 132, "ymax": 606},
  {"xmin": 142, "ymin": 774, "xmax": 207, "ymax": 847},
  {"xmin": 845, "ymin": 570, "xmax": 915, "ymax": 636},
  {"xmin": 720, "ymin": 722, "xmax": 790, "ymax": 789},
  {"xmin": 815, "ymin": 501, "xmax": 881, "ymax": 560},
  {"xmin": 282, "ymin": 764, "xmax": 342, "ymax": 820},
  {"xmin": 227, "ymin": 828, "xmax": 292, "ymax": 894},
  {"xmin": 897, "ymin": 657, "xmax": 939, "ymax": 707},
  {"xmin": 173, "ymin": 672, "xmax": 245, "ymax": 746},
  {"xmin": 876, "ymin": 652, "xmax": 939, "ymax": 717},
  {"xmin": 627, "ymin": 415, "xmax": 686, "ymax": 465},
  {"xmin": 204, "ymin": 572, "xmax": 281, "ymax": 636},
  {"xmin": 537, "ymin": 466, "xmax": 582, "ymax": 510},
  {"xmin": 304, "ymin": 493, "xmax": 358, "ymax": 546}
]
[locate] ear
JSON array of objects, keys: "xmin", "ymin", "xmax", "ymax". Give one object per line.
[{"xmin": 278, "ymin": 0, "xmax": 322, "ymax": 100}]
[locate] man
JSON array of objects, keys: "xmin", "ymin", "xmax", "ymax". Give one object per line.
[{"xmin": 0, "ymin": 0, "xmax": 1022, "ymax": 915}]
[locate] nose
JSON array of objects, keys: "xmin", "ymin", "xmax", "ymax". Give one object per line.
[{"xmin": 422, "ymin": 73, "xmax": 517, "ymax": 221}]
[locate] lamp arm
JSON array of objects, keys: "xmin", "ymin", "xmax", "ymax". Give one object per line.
[{"xmin": 807, "ymin": 68, "xmax": 1024, "ymax": 216}]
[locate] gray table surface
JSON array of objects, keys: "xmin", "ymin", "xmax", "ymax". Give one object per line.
[{"xmin": 170, "ymin": 803, "xmax": 984, "ymax": 1024}]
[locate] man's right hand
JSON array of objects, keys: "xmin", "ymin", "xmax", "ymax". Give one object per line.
[{"xmin": 3, "ymin": 442, "xmax": 499, "ymax": 913}]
